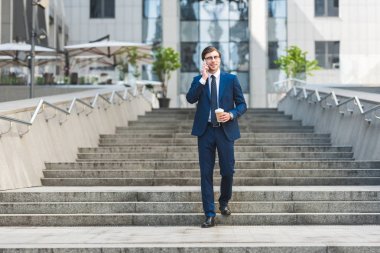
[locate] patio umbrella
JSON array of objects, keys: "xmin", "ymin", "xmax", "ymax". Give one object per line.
[
  {"xmin": 64, "ymin": 40, "xmax": 152, "ymax": 59},
  {"xmin": 0, "ymin": 42, "xmax": 55, "ymax": 59},
  {"xmin": 0, "ymin": 42, "xmax": 57, "ymax": 68},
  {"xmin": 64, "ymin": 40, "xmax": 153, "ymax": 85}
]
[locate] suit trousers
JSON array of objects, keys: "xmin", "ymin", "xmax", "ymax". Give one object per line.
[{"xmin": 198, "ymin": 124, "xmax": 235, "ymax": 217}]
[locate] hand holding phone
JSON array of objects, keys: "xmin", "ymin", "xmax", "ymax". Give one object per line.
[{"xmin": 201, "ymin": 60, "xmax": 209, "ymax": 79}]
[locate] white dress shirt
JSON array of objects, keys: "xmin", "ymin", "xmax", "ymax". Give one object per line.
[{"xmin": 199, "ymin": 69, "xmax": 221, "ymax": 122}]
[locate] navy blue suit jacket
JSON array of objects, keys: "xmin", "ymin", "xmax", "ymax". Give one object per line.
[{"xmin": 186, "ymin": 72, "xmax": 247, "ymax": 141}]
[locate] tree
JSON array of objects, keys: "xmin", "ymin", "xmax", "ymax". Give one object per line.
[
  {"xmin": 152, "ymin": 46, "xmax": 181, "ymax": 98},
  {"xmin": 274, "ymin": 45, "xmax": 320, "ymax": 79}
]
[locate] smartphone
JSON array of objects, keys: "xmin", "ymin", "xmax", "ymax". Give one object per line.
[{"xmin": 203, "ymin": 60, "xmax": 209, "ymax": 70}]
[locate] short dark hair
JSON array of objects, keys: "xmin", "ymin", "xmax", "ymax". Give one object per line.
[{"xmin": 201, "ymin": 46, "xmax": 221, "ymax": 60}]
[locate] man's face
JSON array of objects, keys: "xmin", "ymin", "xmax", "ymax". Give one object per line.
[{"xmin": 204, "ymin": 50, "xmax": 221, "ymax": 73}]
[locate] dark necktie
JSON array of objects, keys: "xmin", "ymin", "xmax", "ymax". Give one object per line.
[{"xmin": 210, "ymin": 75, "xmax": 218, "ymax": 126}]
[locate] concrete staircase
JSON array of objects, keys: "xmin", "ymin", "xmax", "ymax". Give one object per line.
[
  {"xmin": 1, "ymin": 108, "xmax": 380, "ymax": 224},
  {"xmin": 0, "ymin": 108, "xmax": 380, "ymax": 252}
]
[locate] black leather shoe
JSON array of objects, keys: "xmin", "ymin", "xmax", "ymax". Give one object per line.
[
  {"xmin": 219, "ymin": 206, "xmax": 232, "ymax": 216},
  {"xmin": 201, "ymin": 216, "xmax": 215, "ymax": 228}
]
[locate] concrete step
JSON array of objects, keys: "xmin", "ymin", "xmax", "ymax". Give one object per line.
[
  {"xmin": 2, "ymin": 187, "xmax": 380, "ymax": 202},
  {"xmin": 116, "ymin": 125, "xmax": 316, "ymax": 132},
  {"xmin": 99, "ymin": 133, "xmax": 331, "ymax": 139},
  {"xmin": 78, "ymin": 146, "xmax": 353, "ymax": 153},
  {"xmin": 76, "ymin": 158, "xmax": 354, "ymax": 162},
  {"xmin": 116, "ymin": 128, "xmax": 316, "ymax": 133},
  {"xmin": 43, "ymin": 169, "xmax": 380, "ymax": 178},
  {"xmin": 41, "ymin": 177, "xmax": 380, "ymax": 186},
  {"xmin": 145, "ymin": 112, "xmax": 285, "ymax": 117},
  {"xmin": 148, "ymin": 108, "xmax": 281, "ymax": 113},
  {"xmin": 133, "ymin": 118, "xmax": 296, "ymax": 123},
  {"xmin": 127, "ymin": 121, "xmax": 305, "ymax": 127},
  {"xmin": 1, "ymin": 201, "xmax": 380, "ymax": 214},
  {"xmin": 0, "ymin": 213, "xmax": 379, "ymax": 226},
  {"xmin": 138, "ymin": 114, "xmax": 293, "ymax": 120},
  {"xmin": 76, "ymin": 151, "xmax": 353, "ymax": 160},
  {"xmin": 44, "ymin": 161, "xmax": 380, "ymax": 170},
  {"xmin": 75, "ymin": 157, "xmax": 357, "ymax": 162},
  {"xmin": 98, "ymin": 137, "xmax": 331, "ymax": 145},
  {"xmin": 0, "ymin": 226, "xmax": 379, "ymax": 253}
]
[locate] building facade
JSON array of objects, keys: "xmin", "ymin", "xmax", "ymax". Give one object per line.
[
  {"xmin": 0, "ymin": 0, "xmax": 68, "ymax": 83},
  {"xmin": 62, "ymin": 0, "xmax": 380, "ymax": 108},
  {"xmin": 0, "ymin": 0, "xmax": 68, "ymax": 52}
]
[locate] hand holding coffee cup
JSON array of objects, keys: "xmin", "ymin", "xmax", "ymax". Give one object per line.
[{"xmin": 215, "ymin": 108, "xmax": 224, "ymax": 122}]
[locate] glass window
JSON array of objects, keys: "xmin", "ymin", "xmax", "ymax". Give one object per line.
[
  {"xmin": 181, "ymin": 21, "xmax": 199, "ymax": 42},
  {"xmin": 235, "ymin": 72, "xmax": 249, "ymax": 93},
  {"xmin": 315, "ymin": 41, "xmax": 326, "ymax": 68},
  {"xmin": 142, "ymin": 65, "xmax": 159, "ymax": 81},
  {"xmin": 181, "ymin": 42, "xmax": 200, "ymax": 72},
  {"xmin": 180, "ymin": 0, "xmax": 250, "ymax": 94},
  {"xmin": 328, "ymin": 0, "xmax": 339, "ymax": 16},
  {"xmin": 230, "ymin": 21, "xmax": 249, "ymax": 42},
  {"xmin": 90, "ymin": 0, "xmax": 101, "ymax": 18},
  {"xmin": 315, "ymin": 41, "xmax": 340, "ymax": 69},
  {"xmin": 104, "ymin": 0, "xmax": 115, "ymax": 18},
  {"xmin": 143, "ymin": 0, "xmax": 161, "ymax": 18},
  {"xmin": 90, "ymin": 0, "xmax": 115, "ymax": 18},
  {"xmin": 268, "ymin": 41, "xmax": 286, "ymax": 69},
  {"xmin": 200, "ymin": 21, "xmax": 230, "ymax": 42},
  {"xmin": 229, "ymin": 0, "xmax": 249, "ymax": 20},
  {"xmin": 268, "ymin": 18, "xmax": 287, "ymax": 41},
  {"xmin": 329, "ymin": 41, "xmax": 340, "ymax": 69},
  {"xmin": 142, "ymin": 19, "xmax": 162, "ymax": 43},
  {"xmin": 200, "ymin": 0, "xmax": 229, "ymax": 20},
  {"xmin": 180, "ymin": 0, "xmax": 199, "ymax": 20},
  {"xmin": 315, "ymin": 0, "xmax": 339, "ymax": 17},
  {"xmin": 315, "ymin": 0, "xmax": 325, "ymax": 16},
  {"xmin": 142, "ymin": 0, "xmax": 162, "ymax": 82},
  {"xmin": 268, "ymin": 0, "xmax": 286, "ymax": 18},
  {"xmin": 143, "ymin": 0, "xmax": 162, "ymax": 43},
  {"xmin": 230, "ymin": 42, "xmax": 249, "ymax": 71},
  {"xmin": 180, "ymin": 72, "xmax": 199, "ymax": 93}
]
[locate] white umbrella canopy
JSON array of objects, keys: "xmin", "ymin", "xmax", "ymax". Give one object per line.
[
  {"xmin": 0, "ymin": 42, "xmax": 55, "ymax": 58},
  {"xmin": 65, "ymin": 41, "xmax": 153, "ymax": 85},
  {"xmin": 64, "ymin": 40, "xmax": 152, "ymax": 58}
]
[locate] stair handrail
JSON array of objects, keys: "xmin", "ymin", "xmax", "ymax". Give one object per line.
[
  {"xmin": 319, "ymin": 91, "xmax": 339, "ymax": 109},
  {"xmin": 306, "ymin": 89, "xmax": 321, "ymax": 104},
  {"xmin": 274, "ymin": 78, "xmax": 307, "ymax": 93},
  {"xmin": 337, "ymin": 96, "xmax": 364, "ymax": 115},
  {"xmin": 0, "ymin": 88, "xmax": 134, "ymax": 137},
  {"xmin": 288, "ymin": 86, "xmax": 380, "ymax": 124},
  {"xmin": 362, "ymin": 104, "xmax": 380, "ymax": 124}
]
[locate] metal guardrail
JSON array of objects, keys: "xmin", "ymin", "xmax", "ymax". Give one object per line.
[
  {"xmin": 0, "ymin": 88, "xmax": 136, "ymax": 137},
  {"xmin": 274, "ymin": 78, "xmax": 307, "ymax": 93},
  {"xmin": 279, "ymin": 79, "xmax": 380, "ymax": 124}
]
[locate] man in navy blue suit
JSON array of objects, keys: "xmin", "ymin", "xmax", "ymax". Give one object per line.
[{"xmin": 186, "ymin": 46, "xmax": 247, "ymax": 228}]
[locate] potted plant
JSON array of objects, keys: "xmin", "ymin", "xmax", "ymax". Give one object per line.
[
  {"xmin": 274, "ymin": 45, "xmax": 320, "ymax": 83},
  {"xmin": 152, "ymin": 46, "xmax": 181, "ymax": 108}
]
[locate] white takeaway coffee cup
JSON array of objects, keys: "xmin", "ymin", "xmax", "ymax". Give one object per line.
[{"xmin": 215, "ymin": 108, "xmax": 224, "ymax": 122}]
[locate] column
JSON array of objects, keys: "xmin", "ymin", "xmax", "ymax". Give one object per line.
[
  {"xmin": 161, "ymin": 0, "xmax": 180, "ymax": 108},
  {"xmin": 249, "ymin": 0, "xmax": 268, "ymax": 107}
]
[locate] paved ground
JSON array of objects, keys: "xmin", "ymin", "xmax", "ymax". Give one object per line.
[{"xmin": 0, "ymin": 226, "xmax": 380, "ymax": 248}]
